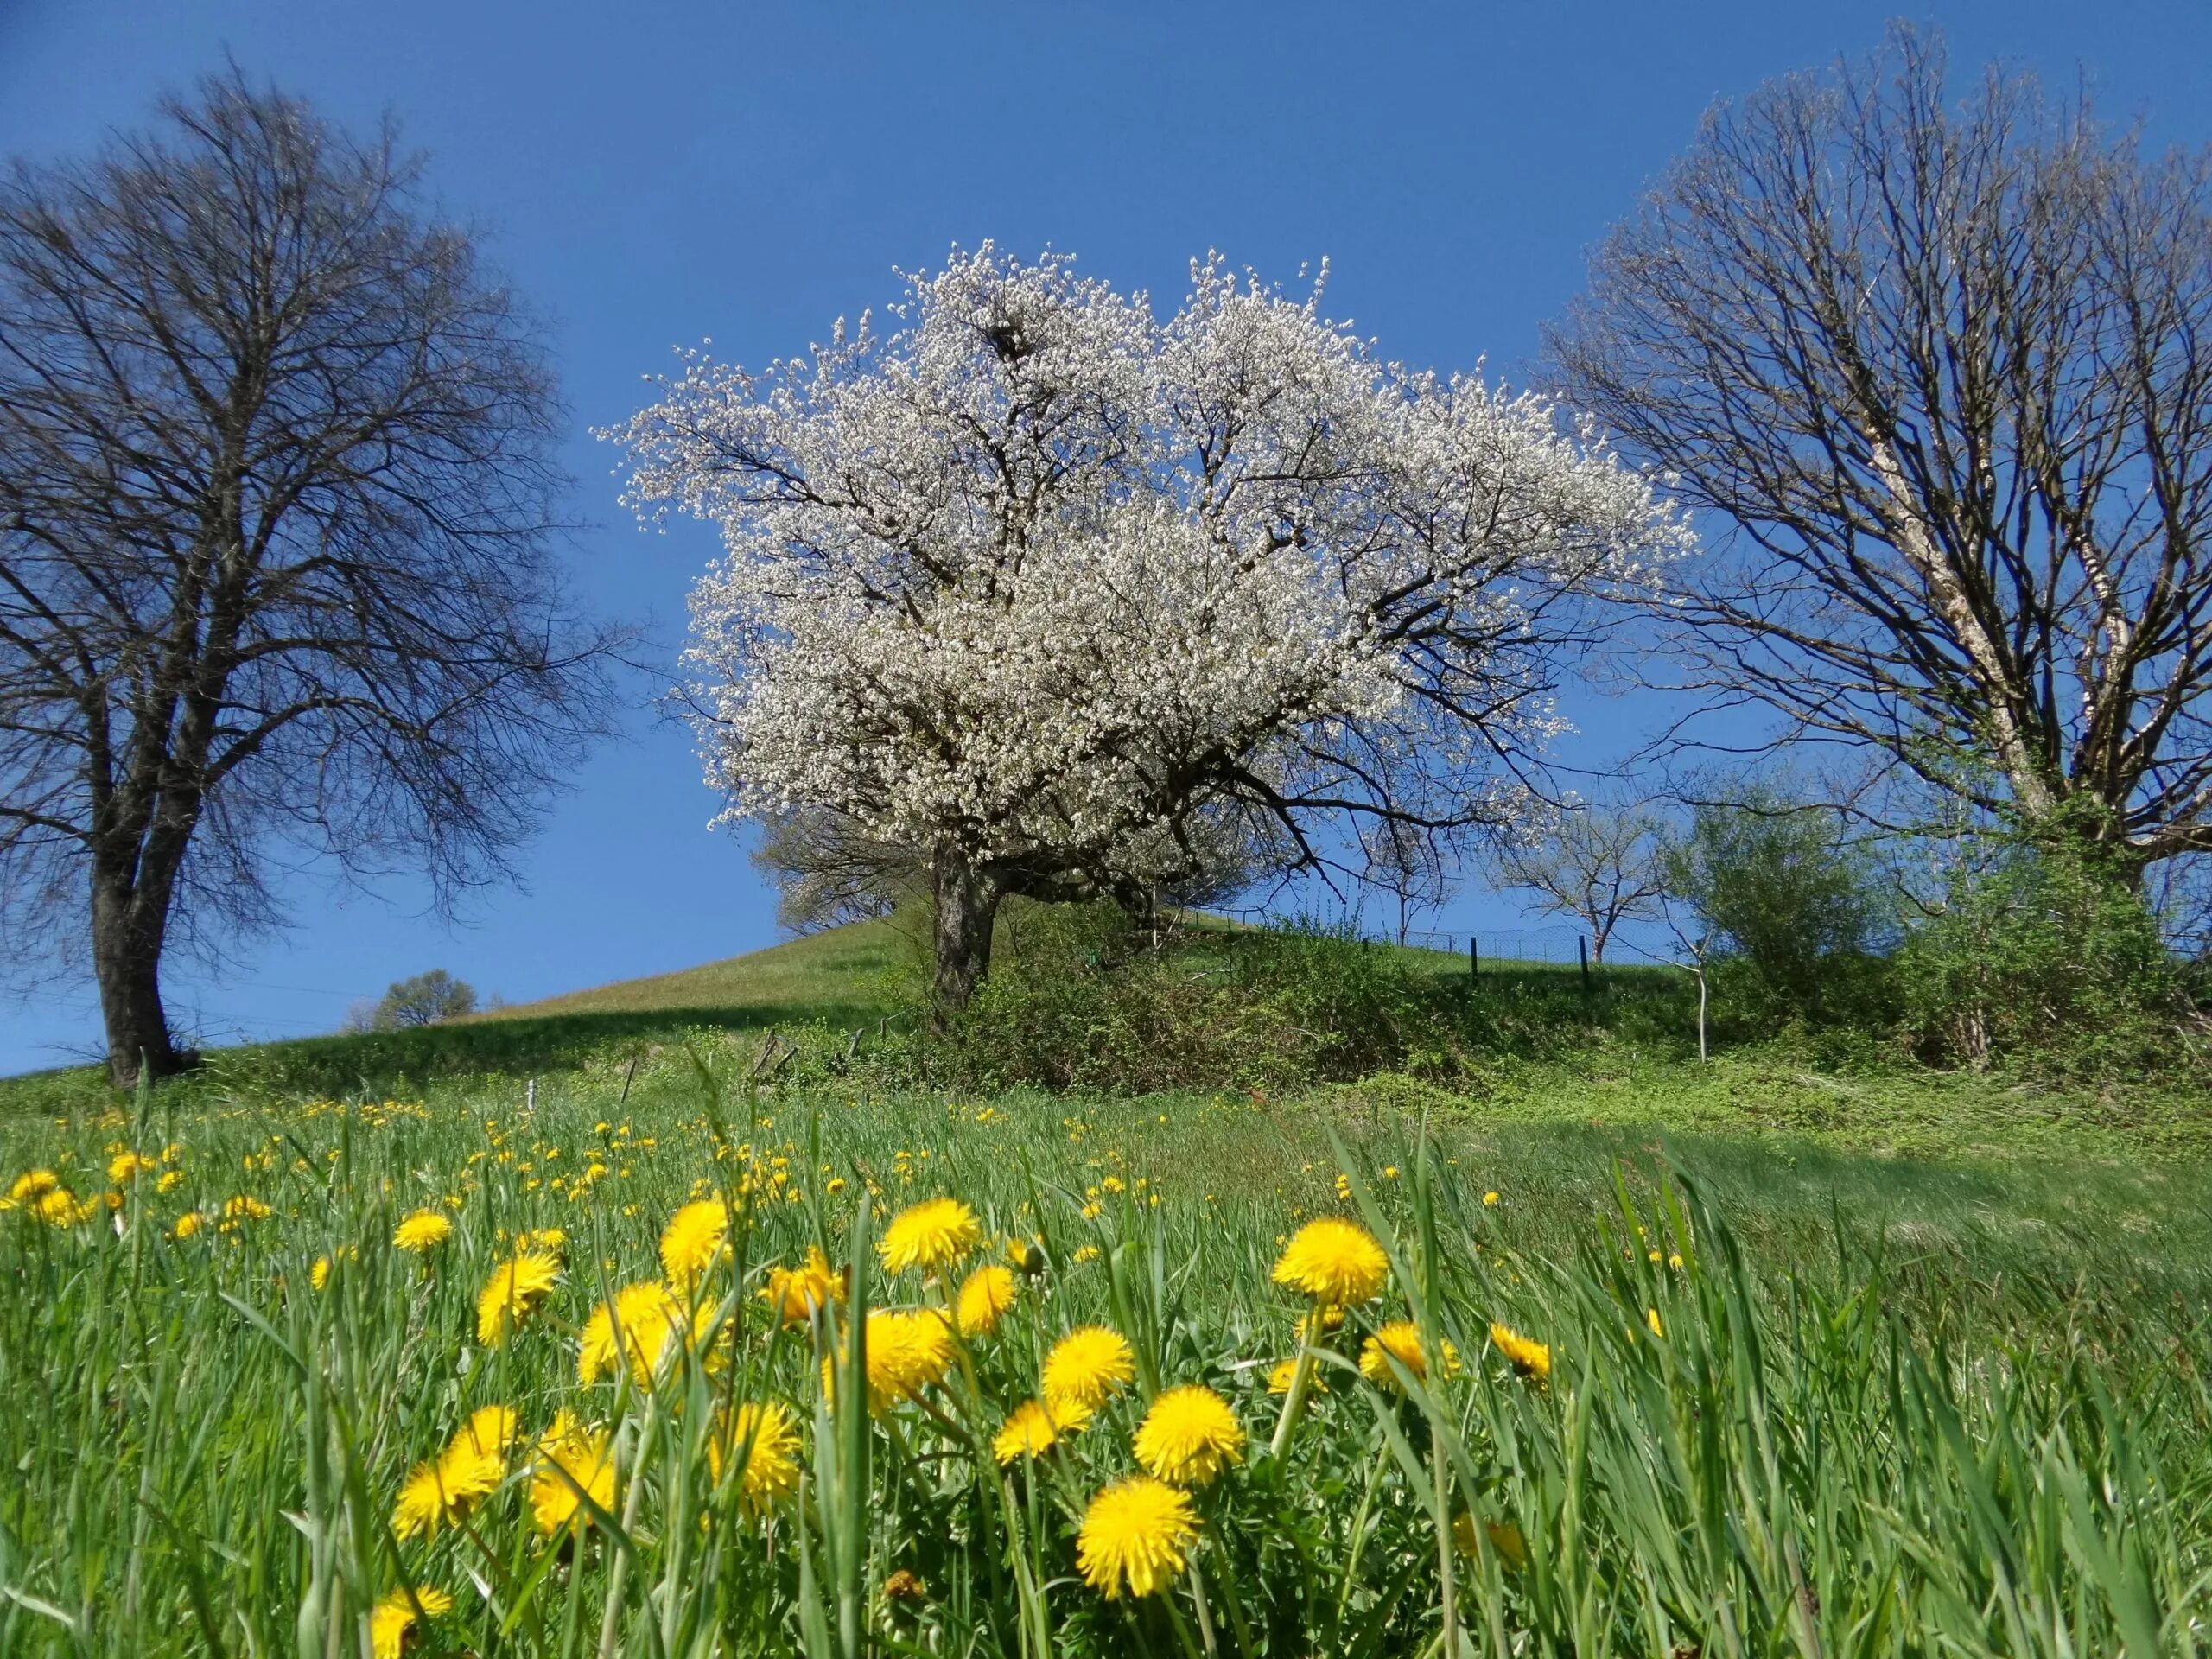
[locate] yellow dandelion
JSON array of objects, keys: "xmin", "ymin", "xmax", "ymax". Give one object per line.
[
  {"xmin": 1451, "ymin": 1512, "xmax": 1528, "ymax": 1567},
  {"xmin": 8, "ymin": 1169, "xmax": 58, "ymax": 1204},
  {"xmin": 392, "ymin": 1461, "xmax": 459, "ymax": 1541},
  {"xmin": 1646, "ymin": 1307, "xmax": 1664, "ymax": 1338},
  {"xmin": 435, "ymin": 1404, "xmax": 518, "ymax": 1508},
  {"xmin": 761, "ymin": 1246, "xmax": 844, "ymax": 1325},
  {"xmin": 108, "ymin": 1152, "xmax": 155, "ymax": 1184},
  {"xmin": 518, "ymin": 1227, "xmax": 568, "ymax": 1253},
  {"xmin": 1133, "ymin": 1385, "xmax": 1244, "ymax": 1486},
  {"xmin": 878, "ymin": 1197, "xmax": 982, "ymax": 1275},
  {"xmin": 954, "ymin": 1262, "xmax": 1018, "ymax": 1337},
  {"xmin": 1489, "ymin": 1321, "xmax": 1553, "ymax": 1381},
  {"xmin": 992, "ymin": 1397, "xmax": 1090, "ymax": 1464},
  {"xmin": 658, "ymin": 1198, "xmax": 730, "ymax": 1290},
  {"xmin": 171, "ymin": 1211, "xmax": 206, "ymax": 1240},
  {"xmin": 476, "ymin": 1250, "xmax": 562, "ymax": 1345},
  {"xmin": 1272, "ymin": 1217, "xmax": 1389, "ymax": 1306},
  {"xmin": 1267, "ymin": 1356, "xmax": 1330, "ymax": 1395},
  {"xmin": 33, "ymin": 1188, "xmax": 84, "ymax": 1226},
  {"xmin": 710, "ymin": 1400, "xmax": 801, "ymax": 1515},
  {"xmin": 369, "ymin": 1586, "xmax": 453, "ymax": 1659},
  {"xmin": 578, "ymin": 1281, "xmax": 687, "ymax": 1386},
  {"xmin": 1294, "ymin": 1303, "xmax": 1345, "ymax": 1341},
  {"xmin": 311, "ymin": 1255, "xmax": 333, "ymax": 1291},
  {"xmin": 529, "ymin": 1412, "xmax": 614, "ymax": 1534},
  {"xmin": 1076, "ymin": 1477, "xmax": 1199, "ymax": 1599},
  {"xmin": 823, "ymin": 1308, "xmax": 956, "ymax": 1414},
  {"xmin": 1042, "ymin": 1325, "xmax": 1135, "ymax": 1414},
  {"xmin": 156, "ymin": 1168, "xmax": 184, "ymax": 1193},
  {"xmin": 1360, "ymin": 1320, "xmax": 1462, "ymax": 1389},
  {"xmin": 392, "ymin": 1211, "xmax": 453, "ymax": 1253},
  {"xmin": 1483, "ymin": 1191, "xmax": 1500, "ymax": 1206}
]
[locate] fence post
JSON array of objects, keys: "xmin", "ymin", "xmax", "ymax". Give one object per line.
[
  {"xmin": 1577, "ymin": 935, "xmax": 1590, "ymax": 993},
  {"xmin": 1469, "ymin": 937, "xmax": 1479, "ymax": 985}
]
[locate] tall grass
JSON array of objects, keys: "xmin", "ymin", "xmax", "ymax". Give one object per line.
[{"xmin": 0, "ymin": 1052, "xmax": 2205, "ymax": 1655}]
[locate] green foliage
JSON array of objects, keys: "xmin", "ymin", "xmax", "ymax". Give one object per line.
[
  {"xmin": 354, "ymin": 968, "xmax": 479, "ymax": 1031},
  {"xmin": 929, "ymin": 907, "xmax": 1703, "ymax": 1091},
  {"xmin": 1896, "ymin": 833, "xmax": 2190, "ymax": 1075},
  {"xmin": 1662, "ymin": 796, "xmax": 1892, "ymax": 1029}
]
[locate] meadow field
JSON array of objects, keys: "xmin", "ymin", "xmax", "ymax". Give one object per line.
[{"xmin": 1, "ymin": 926, "xmax": 2209, "ymax": 1659}]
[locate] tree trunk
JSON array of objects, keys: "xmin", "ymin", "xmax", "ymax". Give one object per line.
[
  {"xmin": 90, "ymin": 864, "xmax": 181, "ymax": 1088},
  {"xmin": 931, "ymin": 849, "xmax": 1003, "ymax": 1020}
]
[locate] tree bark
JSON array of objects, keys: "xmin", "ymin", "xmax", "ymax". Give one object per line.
[
  {"xmin": 90, "ymin": 863, "xmax": 181, "ymax": 1088},
  {"xmin": 931, "ymin": 849, "xmax": 1004, "ymax": 1020}
]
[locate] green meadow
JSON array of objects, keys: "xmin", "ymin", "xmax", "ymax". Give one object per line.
[{"xmin": 0, "ymin": 924, "xmax": 2207, "ymax": 1656}]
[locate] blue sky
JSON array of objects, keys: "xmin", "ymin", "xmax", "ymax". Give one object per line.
[{"xmin": 2, "ymin": 0, "xmax": 2209, "ymax": 1073}]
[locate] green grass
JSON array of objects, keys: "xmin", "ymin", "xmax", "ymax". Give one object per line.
[
  {"xmin": 0, "ymin": 1053, "xmax": 2206, "ymax": 1656},
  {"xmin": 3, "ymin": 918, "xmax": 2209, "ymax": 1651}
]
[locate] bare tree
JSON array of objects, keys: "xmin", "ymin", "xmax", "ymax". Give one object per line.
[
  {"xmin": 1548, "ymin": 27, "xmax": 2212, "ymax": 878},
  {"xmin": 0, "ymin": 71, "xmax": 621, "ymax": 1085},
  {"xmin": 1357, "ymin": 817, "xmax": 1452, "ymax": 946},
  {"xmin": 1487, "ymin": 804, "xmax": 1662, "ymax": 963}
]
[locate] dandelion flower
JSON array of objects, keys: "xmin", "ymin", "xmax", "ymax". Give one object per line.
[
  {"xmin": 1451, "ymin": 1511, "xmax": 1528, "ymax": 1568},
  {"xmin": 993, "ymin": 1397, "xmax": 1087, "ymax": 1464},
  {"xmin": 761, "ymin": 1246, "xmax": 844, "ymax": 1325},
  {"xmin": 1645, "ymin": 1307, "xmax": 1664, "ymax": 1338},
  {"xmin": 578, "ymin": 1281, "xmax": 687, "ymax": 1386},
  {"xmin": 8, "ymin": 1169, "xmax": 58, "ymax": 1204},
  {"xmin": 393, "ymin": 1211, "xmax": 453, "ymax": 1253},
  {"xmin": 878, "ymin": 1197, "xmax": 982, "ymax": 1275},
  {"xmin": 1042, "ymin": 1325, "xmax": 1135, "ymax": 1414},
  {"xmin": 659, "ymin": 1198, "xmax": 730, "ymax": 1290},
  {"xmin": 518, "ymin": 1227, "xmax": 569, "ymax": 1253},
  {"xmin": 824, "ymin": 1308, "xmax": 955, "ymax": 1414},
  {"xmin": 1076, "ymin": 1477, "xmax": 1199, "ymax": 1599},
  {"xmin": 529, "ymin": 1412, "xmax": 613, "ymax": 1534},
  {"xmin": 1360, "ymin": 1320, "xmax": 1461, "ymax": 1389},
  {"xmin": 955, "ymin": 1262, "xmax": 1017, "ymax": 1336},
  {"xmin": 1489, "ymin": 1321, "xmax": 1553, "ymax": 1381},
  {"xmin": 34, "ymin": 1188, "xmax": 86, "ymax": 1226},
  {"xmin": 476, "ymin": 1250, "xmax": 561, "ymax": 1345},
  {"xmin": 171, "ymin": 1211, "xmax": 206, "ymax": 1240},
  {"xmin": 392, "ymin": 1462, "xmax": 459, "ymax": 1541},
  {"xmin": 369, "ymin": 1586, "xmax": 453, "ymax": 1659},
  {"xmin": 1294, "ymin": 1303, "xmax": 1345, "ymax": 1341},
  {"xmin": 1133, "ymin": 1385, "xmax": 1244, "ymax": 1486},
  {"xmin": 311, "ymin": 1255, "xmax": 333, "ymax": 1291},
  {"xmin": 710, "ymin": 1400, "xmax": 801, "ymax": 1515},
  {"xmin": 108, "ymin": 1152, "xmax": 155, "ymax": 1184},
  {"xmin": 1272, "ymin": 1218, "xmax": 1389, "ymax": 1306},
  {"xmin": 434, "ymin": 1404, "xmax": 518, "ymax": 1510}
]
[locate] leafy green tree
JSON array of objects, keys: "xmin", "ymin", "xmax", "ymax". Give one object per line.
[
  {"xmin": 357, "ymin": 970, "xmax": 479, "ymax": 1032},
  {"xmin": 1661, "ymin": 795, "xmax": 1889, "ymax": 1027}
]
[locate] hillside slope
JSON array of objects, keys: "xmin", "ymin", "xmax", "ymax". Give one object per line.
[{"xmin": 473, "ymin": 916, "xmax": 913, "ymax": 1026}]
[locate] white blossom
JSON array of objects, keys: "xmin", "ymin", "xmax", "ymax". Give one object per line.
[{"xmin": 607, "ymin": 245, "xmax": 1690, "ymax": 900}]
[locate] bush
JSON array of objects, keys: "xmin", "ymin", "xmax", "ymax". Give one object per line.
[
  {"xmin": 925, "ymin": 905, "xmax": 1703, "ymax": 1091},
  {"xmin": 1896, "ymin": 836, "xmax": 2190, "ymax": 1076},
  {"xmin": 1662, "ymin": 797, "xmax": 1892, "ymax": 1031}
]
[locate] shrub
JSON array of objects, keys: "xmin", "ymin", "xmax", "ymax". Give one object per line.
[
  {"xmin": 1896, "ymin": 836, "xmax": 2189, "ymax": 1076},
  {"xmin": 1662, "ymin": 797, "xmax": 1891, "ymax": 1031}
]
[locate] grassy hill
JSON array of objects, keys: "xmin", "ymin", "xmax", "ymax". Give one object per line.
[{"xmin": 471, "ymin": 916, "xmax": 915, "ymax": 1028}]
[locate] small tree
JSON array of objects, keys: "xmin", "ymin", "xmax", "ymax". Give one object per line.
[
  {"xmin": 1660, "ymin": 795, "xmax": 1889, "ymax": 1027},
  {"xmin": 614, "ymin": 248, "xmax": 1686, "ymax": 1010},
  {"xmin": 0, "ymin": 71, "xmax": 620, "ymax": 1084},
  {"xmin": 1357, "ymin": 817, "xmax": 1452, "ymax": 946},
  {"xmin": 362, "ymin": 970, "xmax": 478, "ymax": 1030},
  {"xmin": 1488, "ymin": 804, "xmax": 1663, "ymax": 963}
]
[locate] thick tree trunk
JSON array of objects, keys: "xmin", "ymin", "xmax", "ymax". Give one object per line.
[
  {"xmin": 931, "ymin": 849, "xmax": 1003, "ymax": 1020},
  {"xmin": 90, "ymin": 864, "xmax": 181, "ymax": 1089}
]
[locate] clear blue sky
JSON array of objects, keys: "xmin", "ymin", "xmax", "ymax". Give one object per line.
[{"xmin": 2, "ymin": 0, "xmax": 2208, "ymax": 1073}]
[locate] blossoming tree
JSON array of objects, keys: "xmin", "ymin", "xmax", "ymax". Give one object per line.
[{"xmin": 611, "ymin": 248, "xmax": 1689, "ymax": 1007}]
